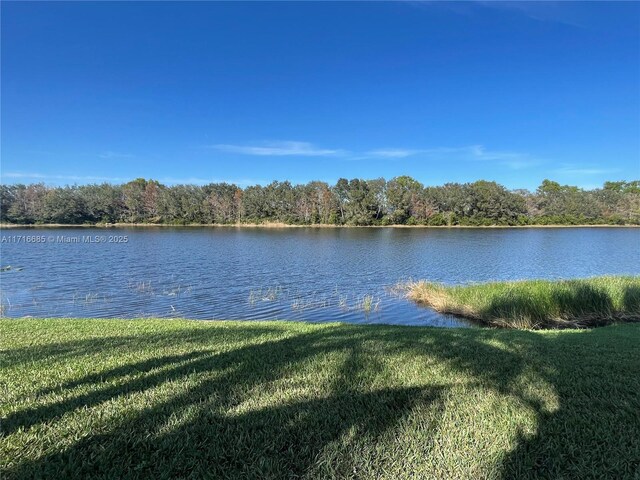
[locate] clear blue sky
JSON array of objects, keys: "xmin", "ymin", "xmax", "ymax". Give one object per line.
[{"xmin": 2, "ymin": 1, "xmax": 639, "ymax": 190}]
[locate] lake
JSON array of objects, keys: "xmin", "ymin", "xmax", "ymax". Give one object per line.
[{"xmin": 1, "ymin": 227, "xmax": 638, "ymax": 327}]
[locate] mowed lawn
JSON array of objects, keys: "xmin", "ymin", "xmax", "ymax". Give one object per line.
[{"xmin": 1, "ymin": 319, "xmax": 639, "ymax": 479}]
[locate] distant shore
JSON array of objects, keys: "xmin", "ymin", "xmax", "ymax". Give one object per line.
[{"xmin": 1, "ymin": 222, "xmax": 638, "ymax": 229}]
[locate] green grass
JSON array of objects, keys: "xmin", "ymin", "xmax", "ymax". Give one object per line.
[
  {"xmin": 1, "ymin": 319, "xmax": 639, "ymax": 479},
  {"xmin": 408, "ymin": 276, "xmax": 640, "ymax": 329}
]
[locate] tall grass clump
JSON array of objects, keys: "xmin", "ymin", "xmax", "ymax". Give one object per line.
[
  {"xmin": 408, "ymin": 276, "xmax": 640, "ymax": 329},
  {"xmin": 356, "ymin": 294, "xmax": 381, "ymax": 314}
]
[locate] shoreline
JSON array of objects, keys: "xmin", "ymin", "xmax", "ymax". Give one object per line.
[{"xmin": 2, "ymin": 222, "xmax": 639, "ymax": 229}]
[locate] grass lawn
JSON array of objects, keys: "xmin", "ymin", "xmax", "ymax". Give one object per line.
[
  {"xmin": 1, "ymin": 318, "xmax": 639, "ymax": 479},
  {"xmin": 408, "ymin": 276, "xmax": 640, "ymax": 329}
]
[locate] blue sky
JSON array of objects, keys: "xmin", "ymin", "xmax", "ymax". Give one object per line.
[{"xmin": 2, "ymin": 1, "xmax": 639, "ymax": 190}]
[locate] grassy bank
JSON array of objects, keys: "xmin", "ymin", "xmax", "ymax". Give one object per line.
[
  {"xmin": 1, "ymin": 319, "xmax": 639, "ymax": 479},
  {"xmin": 408, "ymin": 276, "xmax": 640, "ymax": 329}
]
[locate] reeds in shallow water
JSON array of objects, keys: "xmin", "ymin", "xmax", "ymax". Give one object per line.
[
  {"xmin": 356, "ymin": 294, "xmax": 381, "ymax": 314},
  {"xmin": 247, "ymin": 285, "xmax": 382, "ymax": 315}
]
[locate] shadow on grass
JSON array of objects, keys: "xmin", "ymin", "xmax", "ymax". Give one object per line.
[
  {"xmin": 3, "ymin": 322, "xmax": 640, "ymax": 478},
  {"xmin": 482, "ymin": 291, "xmax": 546, "ymax": 326},
  {"xmin": 551, "ymin": 283, "xmax": 614, "ymax": 322},
  {"xmin": 497, "ymin": 325, "xmax": 640, "ymax": 479},
  {"xmin": 482, "ymin": 284, "xmax": 640, "ymax": 328},
  {"xmin": 0, "ymin": 324, "xmax": 280, "ymax": 369},
  {"xmin": 623, "ymin": 285, "xmax": 640, "ymax": 314}
]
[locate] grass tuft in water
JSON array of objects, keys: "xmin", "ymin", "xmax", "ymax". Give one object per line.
[{"xmin": 357, "ymin": 294, "xmax": 381, "ymax": 314}]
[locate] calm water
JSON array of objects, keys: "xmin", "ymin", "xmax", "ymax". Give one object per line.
[{"xmin": 1, "ymin": 227, "xmax": 638, "ymax": 327}]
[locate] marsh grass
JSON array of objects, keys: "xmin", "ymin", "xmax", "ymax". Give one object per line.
[
  {"xmin": 249, "ymin": 286, "xmax": 284, "ymax": 304},
  {"xmin": 249, "ymin": 285, "xmax": 383, "ymax": 315},
  {"xmin": 0, "ymin": 295, "xmax": 10, "ymax": 315},
  {"xmin": 163, "ymin": 284, "xmax": 191, "ymax": 297},
  {"xmin": 128, "ymin": 280, "xmax": 154, "ymax": 294},
  {"xmin": 71, "ymin": 292, "xmax": 110, "ymax": 307},
  {"xmin": 408, "ymin": 276, "xmax": 640, "ymax": 329},
  {"xmin": 357, "ymin": 294, "xmax": 381, "ymax": 314},
  {"xmin": 83, "ymin": 293, "xmax": 99, "ymax": 305},
  {"xmin": 291, "ymin": 297, "xmax": 331, "ymax": 311},
  {"xmin": 338, "ymin": 295, "xmax": 348, "ymax": 309}
]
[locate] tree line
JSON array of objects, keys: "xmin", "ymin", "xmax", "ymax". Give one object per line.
[{"xmin": 1, "ymin": 177, "xmax": 639, "ymax": 226}]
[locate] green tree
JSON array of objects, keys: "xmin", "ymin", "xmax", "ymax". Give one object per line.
[
  {"xmin": 79, "ymin": 183, "xmax": 124, "ymax": 223},
  {"xmin": 4, "ymin": 184, "xmax": 48, "ymax": 224},
  {"xmin": 343, "ymin": 179, "xmax": 378, "ymax": 225},
  {"xmin": 204, "ymin": 183, "xmax": 240, "ymax": 224},
  {"xmin": 366, "ymin": 178, "xmax": 387, "ymax": 221},
  {"xmin": 42, "ymin": 187, "xmax": 89, "ymax": 224},
  {"xmin": 333, "ymin": 178, "xmax": 350, "ymax": 224},
  {"xmin": 466, "ymin": 181, "xmax": 527, "ymax": 224},
  {"xmin": 386, "ymin": 176, "xmax": 424, "ymax": 223}
]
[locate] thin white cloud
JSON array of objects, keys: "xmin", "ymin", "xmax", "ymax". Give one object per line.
[
  {"xmin": 554, "ymin": 166, "xmax": 622, "ymax": 176},
  {"xmin": 158, "ymin": 176, "xmax": 265, "ymax": 187},
  {"xmin": 366, "ymin": 146, "xmax": 463, "ymax": 158},
  {"xmin": 207, "ymin": 140, "xmax": 536, "ymax": 167},
  {"xmin": 210, "ymin": 141, "xmax": 343, "ymax": 157},
  {"xmin": 476, "ymin": 2, "xmax": 587, "ymax": 29},
  {"xmin": 365, "ymin": 144, "xmax": 539, "ymax": 169},
  {"xmin": 99, "ymin": 151, "xmax": 135, "ymax": 159},
  {"xmin": 502, "ymin": 160, "xmax": 541, "ymax": 170},
  {"xmin": 1, "ymin": 172, "xmax": 128, "ymax": 183},
  {"xmin": 464, "ymin": 145, "xmax": 521, "ymax": 161},
  {"xmin": 0, "ymin": 172, "xmax": 266, "ymax": 187},
  {"xmin": 365, "ymin": 149, "xmax": 421, "ymax": 158},
  {"xmin": 408, "ymin": 2, "xmax": 590, "ymax": 29}
]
